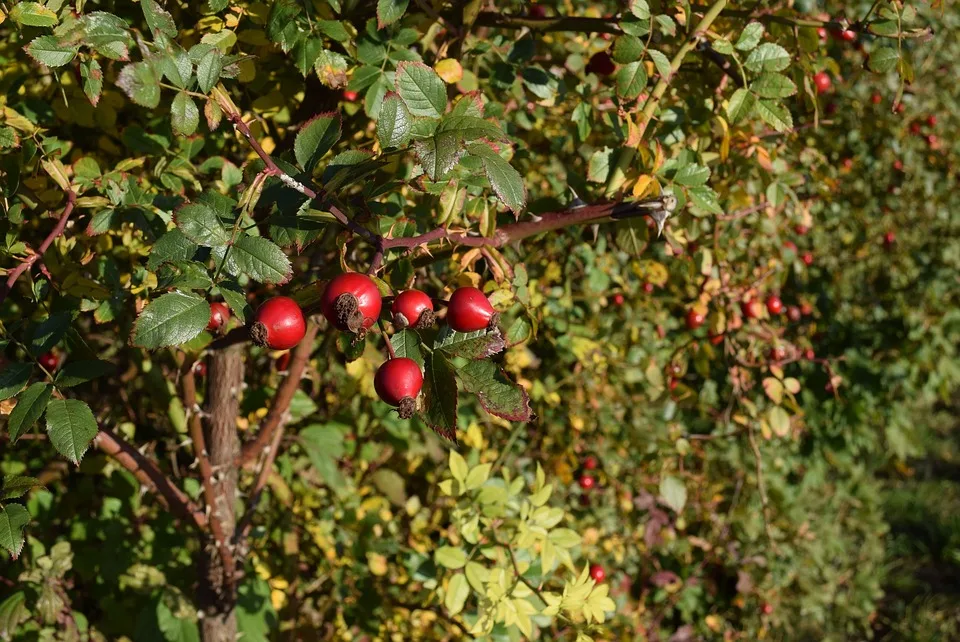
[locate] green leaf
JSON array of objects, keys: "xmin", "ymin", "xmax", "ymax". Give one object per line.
[
  {"xmin": 434, "ymin": 326, "xmax": 505, "ymax": 360},
  {"xmin": 726, "ymin": 87, "xmax": 755, "ymax": 123},
  {"xmin": 466, "ymin": 142, "xmax": 526, "ymax": 213},
  {"xmin": 659, "ymin": 475, "xmax": 687, "ymax": 513},
  {"xmin": 751, "ymin": 72, "xmax": 797, "ymax": 98},
  {"xmin": 744, "ymin": 43, "xmax": 791, "ymax": 73},
  {"xmin": 372, "ymin": 469, "xmax": 407, "ymax": 506},
  {"xmin": 1, "ymin": 476, "xmax": 42, "ymax": 501},
  {"xmin": 236, "ymin": 579, "xmax": 278, "ymax": 642},
  {"xmin": 294, "ymin": 113, "xmax": 342, "ymax": 171},
  {"xmin": 10, "ymin": 2, "xmax": 58, "ymax": 27},
  {"xmin": 414, "ymin": 132, "xmax": 464, "ymax": 181},
  {"xmin": 392, "ymin": 329, "xmax": 423, "ymax": 366},
  {"xmin": 157, "ymin": 600, "xmax": 201, "ymax": 642},
  {"xmin": 293, "ymin": 38, "xmax": 324, "ymax": 78},
  {"xmin": 0, "ymin": 127, "xmax": 18, "ymax": 149},
  {"xmin": 156, "ymin": 260, "xmax": 213, "ymax": 290},
  {"xmin": 437, "ymin": 115, "xmax": 507, "ymax": 142},
  {"xmin": 300, "ymin": 424, "xmax": 346, "ymax": 491},
  {"xmin": 148, "ymin": 228, "xmax": 199, "ymax": 270},
  {"xmin": 142, "ymin": 0, "xmax": 178, "ymax": 37},
  {"xmin": 0, "ymin": 591, "xmax": 28, "ymax": 634},
  {"xmin": 735, "ymin": 22, "xmax": 765, "ymax": 51},
  {"xmin": 616, "ymin": 61, "xmax": 648, "ymax": 100},
  {"xmin": 175, "ymin": 202, "xmax": 230, "ymax": 247},
  {"xmin": 648, "ymin": 49, "xmax": 672, "ymax": 80},
  {"xmin": 80, "ymin": 59, "xmax": 103, "ymax": 106},
  {"xmin": 0, "ymin": 505, "xmax": 29, "ymax": 560},
  {"xmin": 755, "ymin": 99, "xmax": 793, "ymax": 132},
  {"xmin": 314, "ymin": 48, "xmax": 350, "ymax": 88},
  {"xmin": 672, "ymin": 164, "xmax": 710, "ymax": 187},
  {"xmin": 629, "ymin": 0, "xmax": 650, "ymax": 19},
  {"xmin": 588, "ymin": 147, "xmax": 614, "ymax": 184},
  {"xmin": 132, "ymin": 291, "xmax": 211, "ymax": 349},
  {"xmin": 8, "ymin": 383, "xmax": 52, "ymax": 443},
  {"xmin": 712, "ymin": 38, "xmax": 734, "ymax": 55},
  {"xmin": 419, "ymin": 353, "xmax": 459, "ymax": 441},
  {"xmin": 117, "ymin": 62, "xmax": 162, "ymax": 109},
  {"xmin": 45, "ymin": 399, "xmax": 99, "ymax": 465},
  {"xmin": 196, "ymin": 47, "xmax": 223, "ymax": 94},
  {"xmin": 268, "ymin": 208, "xmax": 328, "ymax": 251},
  {"xmin": 217, "ymin": 283, "xmax": 250, "ymax": 324},
  {"xmin": 0, "ymin": 363, "xmax": 32, "ymax": 401},
  {"xmin": 435, "ymin": 546, "xmax": 467, "ymax": 569},
  {"xmin": 171, "ymin": 91, "xmax": 200, "ymax": 136},
  {"xmin": 25, "ymin": 36, "xmax": 79, "ymax": 68},
  {"xmin": 869, "ymin": 47, "xmax": 900, "ymax": 74},
  {"xmin": 377, "ymin": 0, "xmax": 409, "ymax": 28},
  {"xmin": 445, "ymin": 573, "xmax": 470, "ymax": 615},
  {"xmin": 226, "ymin": 235, "xmax": 293, "ymax": 285},
  {"xmin": 457, "ymin": 359, "xmax": 532, "ymax": 422},
  {"xmin": 687, "ymin": 186, "xmax": 724, "ymax": 215},
  {"xmin": 55, "ymin": 360, "xmax": 116, "ymax": 388},
  {"xmin": 377, "ymin": 92, "xmax": 412, "ymax": 149},
  {"xmin": 396, "ymin": 61, "xmax": 447, "ymax": 118},
  {"xmin": 612, "ymin": 35, "xmax": 645, "ymax": 64},
  {"xmin": 768, "ymin": 406, "xmax": 791, "ymax": 437},
  {"xmin": 81, "ymin": 12, "xmax": 131, "ymax": 60},
  {"xmin": 30, "ymin": 313, "xmax": 71, "ymax": 356}
]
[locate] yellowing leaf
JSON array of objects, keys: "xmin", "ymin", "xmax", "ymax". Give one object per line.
[
  {"xmin": 449, "ymin": 450, "xmax": 468, "ymax": 483},
  {"xmin": 435, "ymin": 58, "xmax": 463, "ymax": 83}
]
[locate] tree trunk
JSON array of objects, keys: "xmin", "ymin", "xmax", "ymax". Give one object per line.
[{"xmin": 199, "ymin": 344, "xmax": 243, "ymax": 642}]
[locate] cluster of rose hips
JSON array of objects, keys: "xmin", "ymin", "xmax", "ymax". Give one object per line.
[{"xmin": 204, "ymin": 274, "xmax": 499, "ymax": 418}]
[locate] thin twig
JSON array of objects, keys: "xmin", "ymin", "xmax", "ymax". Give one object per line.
[
  {"xmin": 746, "ymin": 426, "xmax": 778, "ymax": 551},
  {"xmin": 236, "ymin": 420, "xmax": 286, "ymax": 538}
]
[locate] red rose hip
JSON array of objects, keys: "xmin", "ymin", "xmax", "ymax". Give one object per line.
[
  {"xmin": 207, "ymin": 302, "xmax": 230, "ymax": 332},
  {"xmin": 766, "ymin": 295, "xmax": 783, "ymax": 315},
  {"xmin": 321, "ymin": 273, "xmax": 383, "ymax": 334},
  {"xmin": 38, "ymin": 351, "xmax": 59, "ymax": 372},
  {"xmin": 251, "ymin": 296, "xmax": 306, "ymax": 350},
  {"xmin": 374, "ymin": 357, "xmax": 423, "ymax": 419},
  {"xmin": 447, "ymin": 286, "xmax": 497, "ymax": 333},
  {"xmin": 587, "ymin": 51, "xmax": 616, "ymax": 77},
  {"xmin": 813, "ymin": 72, "xmax": 832, "ymax": 94},
  {"xmin": 589, "ymin": 564, "xmax": 606, "ymax": 583},
  {"xmin": 787, "ymin": 306, "xmax": 802, "ymax": 323},
  {"xmin": 583, "ymin": 455, "xmax": 599, "ymax": 470},
  {"xmin": 686, "ymin": 307, "xmax": 705, "ymax": 330},
  {"xmin": 578, "ymin": 474, "xmax": 596, "ymax": 490},
  {"xmin": 392, "ymin": 290, "xmax": 435, "ymax": 329},
  {"xmin": 742, "ymin": 299, "xmax": 764, "ymax": 320}
]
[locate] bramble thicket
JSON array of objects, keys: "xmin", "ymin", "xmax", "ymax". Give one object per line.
[{"xmin": 1, "ymin": 0, "xmax": 959, "ymax": 640}]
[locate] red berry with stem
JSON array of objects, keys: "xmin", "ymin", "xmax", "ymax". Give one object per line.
[
  {"xmin": 343, "ymin": 90, "xmax": 359, "ymax": 102},
  {"xmin": 251, "ymin": 296, "xmax": 306, "ymax": 350},
  {"xmin": 38, "ymin": 352, "xmax": 59, "ymax": 372},
  {"xmin": 766, "ymin": 295, "xmax": 783, "ymax": 315},
  {"xmin": 814, "ymin": 72, "xmax": 832, "ymax": 94},
  {"xmin": 787, "ymin": 306, "xmax": 802, "ymax": 323},
  {"xmin": 840, "ymin": 29, "xmax": 856, "ymax": 42},
  {"xmin": 686, "ymin": 307, "xmax": 706, "ymax": 330},
  {"xmin": 447, "ymin": 286, "xmax": 497, "ymax": 333},
  {"xmin": 802, "ymin": 252, "xmax": 814, "ymax": 266},
  {"xmin": 392, "ymin": 289, "xmax": 435, "ymax": 329},
  {"xmin": 578, "ymin": 474, "xmax": 596, "ymax": 490},
  {"xmin": 589, "ymin": 564, "xmax": 606, "ymax": 583},
  {"xmin": 374, "ymin": 357, "xmax": 423, "ymax": 419},
  {"xmin": 583, "ymin": 455, "xmax": 599, "ymax": 471},
  {"xmin": 321, "ymin": 273, "xmax": 383, "ymax": 334},
  {"xmin": 207, "ymin": 302, "xmax": 230, "ymax": 332},
  {"xmin": 587, "ymin": 51, "xmax": 616, "ymax": 77}
]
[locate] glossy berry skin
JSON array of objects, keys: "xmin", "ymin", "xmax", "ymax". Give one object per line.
[
  {"xmin": 578, "ymin": 474, "xmax": 596, "ymax": 491},
  {"xmin": 589, "ymin": 564, "xmax": 606, "ymax": 583},
  {"xmin": 742, "ymin": 299, "xmax": 764, "ymax": 320},
  {"xmin": 207, "ymin": 302, "xmax": 230, "ymax": 332},
  {"xmin": 321, "ymin": 273, "xmax": 383, "ymax": 333},
  {"xmin": 582, "ymin": 455, "xmax": 599, "ymax": 471},
  {"xmin": 193, "ymin": 361, "xmax": 207, "ymax": 377},
  {"xmin": 447, "ymin": 287, "xmax": 497, "ymax": 332},
  {"xmin": 883, "ymin": 231, "xmax": 896, "ymax": 248},
  {"xmin": 813, "ymin": 72, "xmax": 832, "ymax": 94},
  {"xmin": 343, "ymin": 90, "xmax": 359, "ymax": 102},
  {"xmin": 252, "ymin": 297, "xmax": 306, "ymax": 350},
  {"xmin": 686, "ymin": 308, "xmax": 706, "ymax": 330},
  {"xmin": 392, "ymin": 290, "xmax": 435, "ymax": 329},
  {"xmin": 766, "ymin": 295, "xmax": 783, "ymax": 316},
  {"xmin": 587, "ymin": 51, "xmax": 616, "ymax": 77},
  {"xmin": 787, "ymin": 306, "xmax": 802, "ymax": 323},
  {"xmin": 374, "ymin": 357, "xmax": 423, "ymax": 418},
  {"xmin": 804, "ymin": 349, "xmax": 816, "ymax": 361},
  {"xmin": 38, "ymin": 352, "xmax": 59, "ymax": 372},
  {"xmin": 802, "ymin": 252, "xmax": 814, "ymax": 267},
  {"xmin": 612, "ymin": 293, "xmax": 625, "ymax": 306}
]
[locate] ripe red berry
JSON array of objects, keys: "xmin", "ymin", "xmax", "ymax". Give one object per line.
[
  {"xmin": 321, "ymin": 273, "xmax": 383, "ymax": 334},
  {"xmin": 686, "ymin": 307, "xmax": 706, "ymax": 330},
  {"xmin": 447, "ymin": 286, "xmax": 497, "ymax": 333},
  {"xmin": 817, "ymin": 27, "xmax": 828, "ymax": 41},
  {"xmin": 762, "ymin": 603, "xmax": 774, "ymax": 615},
  {"xmin": 643, "ymin": 282, "xmax": 655, "ymax": 294},
  {"xmin": 343, "ymin": 90, "xmax": 359, "ymax": 102},
  {"xmin": 794, "ymin": 224, "xmax": 809, "ymax": 236},
  {"xmin": 392, "ymin": 290, "xmax": 435, "ymax": 329},
  {"xmin": 825, "ymin": 382, "xmax": 835, "ymax": 393},
  {"xmin": 927, "ymin": 115, "xmax": 937, "ymax": 127},
  {"xmin": 787, "ymin": 306, "xmax": 802, "ymax": 323},
  {"xmin": 612, "ymin": 293, "xmax": 625, "ymax": 306},
  {"xmin": 883, "ymin": 231, "xmax": 896, "ymax": 248},
  {"xmin": 709, "ymin": 331, "xmax": 724, "ymax": 346},
  {"xmin": 871, "ymin": 93, "xmax": 882, "ymax": 105},
  {"xmin": 804, "ymin": 349, "xmax": 816, "ymax": 360},
  {"xmin": 578, "ymin": 474, "xmax": 596, "ymax": 490},
  {"xmin": 528, "ymin": 3, "xmax": 547, "ymax": 18},
  {"xmin": 842, "ymin": 158, "xmax": 853, "ymax": 170},
  {"xmin": 894, "ymin": 102, "xmax": 905, "ymax": 114},
  {"xmin": 839, "ymin": 29, "xmax": 856, "ymax": 42},
  {"xmin": 742, "ymin": 299, "xmax": 764, "ymax": 320},
  {"xmin": 668, "ymin": 377, "xmax": 679, "ymax": 391},
  {"xmin": 766, "ymin": 295, "xmax": 783, "ymax": 316},
  {"xmin": 207, "ymin": 302, "xmax": 230, "ymax": 332},
  {"xmin": 813, "ymin": 72, "xmax": 832, "ymax": 94},
  {"xmin": 586, "ymin": 51, "xmax": 616, "ymax": 77},
  {"xmin": 589, "ymin": 564, "xmax": 606, "ymax": 583},
  {"xmin": 374, "ymin": 357, "xmax": 423, "ymax": 418},
  {"xmin": 583, "ymin": 455, "xmax": 599, "ymax": 471},
  {"xmin": 802, "ymin": 252, "xmax": 814, "ymax": 266},
  {"xmin": 910, "ymin": 121, "xmax": 922, "ymax": 135},
  {"xmin": 770, "ymin": 346, "xmax": 787, "ymax": 362},
  {"xmin": 193, "ymin": 361, "xmax": 207, "ymax": 377},
  {"xmin": 251, "ymin": 296, "xmax": 306, "ymax": 350},
  {"xmin": 38, "ymin": 352, "xmax": 59, "ymax": 372},
  {"xmin": 783, "ymin": 240, "xmax": 797, "ymax": 253},
  {"xmin": 893, "ymin": 159, "xmax": 904, "ymax": 171}
]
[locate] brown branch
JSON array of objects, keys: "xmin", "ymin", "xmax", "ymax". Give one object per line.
[
  {"xmin": 182, "ymin": 361, "xmax": 237, "ymax": 588},
  {"xmin": 472, "ymin": 13, "xmax": 621, "ymax": 34},
  {"xmin": 239, "ymin": 322, "xmax": 319, "ymax": 464},
  {"xmin": 0, "ymin": 190, "xmax": 77, "ymax": 305},
  {"xmin": 236, "ymin": 420, "xmax": 286, "ymax": 538},
  {"xmin": 94, "ymin": 428, "xmax": 206, "ymax": 529}
]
